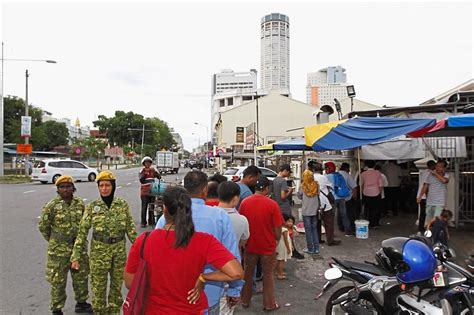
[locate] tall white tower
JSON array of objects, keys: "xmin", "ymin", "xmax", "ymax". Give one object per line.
[{"xmin": 260, "ymin": 13, "xmax": 290, "ymax": 91}]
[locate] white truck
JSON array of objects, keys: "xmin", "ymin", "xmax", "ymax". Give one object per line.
[{"xmin": 155, "ymin": 151, "xmax": 180, "ymax": 174}]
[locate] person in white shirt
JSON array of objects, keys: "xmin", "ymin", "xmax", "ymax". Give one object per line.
[
  {"xmin": 338, "ymin": 163, "xmax": 358, "ymax": 234},
  {"xmin": 382, "ymin": 161, "xmax": 403, "ymax": 216},
  {"xmin": 416, "ymin": 160, "xmax": 436, "ymax": 232}
]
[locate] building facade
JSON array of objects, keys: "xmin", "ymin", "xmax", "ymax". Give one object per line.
[
  {"xmin": 42, "ymin": 113, "xmax": 90, "ymax": 144},
  {"xmin": 260, "ymin": 13, "xmax": 290, "ymax": 91},
  {"xmin": 306, "ymin": 66, "xmax": 348, "ymax": 106}
]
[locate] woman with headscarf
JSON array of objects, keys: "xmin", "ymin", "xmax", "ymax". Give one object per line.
[
  {"xmin": 70, "ymin": 171, "xmax": 137, "ymax": 315},
  {"xmin": 124, "ymin": 186, "xmax": 243, "ymax": 314},
  {"xmin": 297, "ymin": 168, "xmax": 321, "ymax": 254}
]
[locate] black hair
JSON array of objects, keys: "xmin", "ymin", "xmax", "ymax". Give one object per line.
[
  {"xmin": 183, "ymin": 171, "xmax": 208, "ymax": 195},
  {"xmin": 440, "ymin": 209, "xmax": 453, "ymax": 220},
  {"xmin": 218, "ymin": 181, "xmax": 241, "ymax": 203},
  {"xmin": 162, "ymin": 186, "xmax": 195, "ymax": 248},
  {"xmin": 307, "ymin": 160, "xmax": 316, "ymax": 170},
  {"xmin": 209, "ymin": 173, "xmax": 228, "ymax": 184},
  {"xmin": 374, "ymin": 164, "xmax": 382, "ymax": 171},
  {"xmin": 365, "ymin": 160, "xmax": 376, "ymax": 168},
  {"xmin": 207, "ymin": 181, "xmax": 219, "ymax": 199},
  {"xmin": 242, "ymin": 165, "xmax": 261, "ymax": 178},
  {"xmin": 437, "ymin": 159, "xmax": 448, "ymax": 167},
  {"xmin": 313, "ymin": 162, "xmax": 323, "ymax": 173},
  {"xmin": 426, "ymin": 160, "xmax": 436, "ymax": 168},
  {"xmin": 283, "ymin": 213, "xmax": 295, "ymax": 223},
  {"xmin": 340, "ymin": 162, "xmax": 350, "ymax": 171}
]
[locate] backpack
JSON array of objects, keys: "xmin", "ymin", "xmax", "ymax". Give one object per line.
[{"xmin": 332, "ymin": 172, "xmax": 351, "ymax": 199}]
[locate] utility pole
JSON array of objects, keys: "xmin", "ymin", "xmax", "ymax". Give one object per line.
[{"xmin": 24, "ymin": 70, "xmax": 30, "ymax": 176}]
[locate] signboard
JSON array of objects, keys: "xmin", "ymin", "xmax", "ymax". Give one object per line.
[
  {"xmin": 17, "ymin": 143, "xmax": 33, "ymax": 154},
  {"xmin": 236, "ymin": 127, "xmax": 244, "ymax": 143},
  {"xmin": 245, "ymin": 122, "xmax": 255, "ymax": 145},
  {"xmin": 75, "ymin": 148, "xmax": 81, "ymax": 155},
  {"xmin": 21, "ymin": 116, "xmax": 32, "ymax": 138}
]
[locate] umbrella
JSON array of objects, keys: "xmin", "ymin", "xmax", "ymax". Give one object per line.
[
  {"xmin": 257, "ymin": 137, "xmax": 312, "ymax": 151},
  {"xmin": 409, "ymin": 113, "xmax": 474, "ymax": 138},
  {"xmin": 304, "ymin": 116, "xmax": 436, "ymax": 151}
]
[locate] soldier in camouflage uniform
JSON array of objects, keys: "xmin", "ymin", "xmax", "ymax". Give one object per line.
[
  {"xmin": 71, "ymin": 171, "xmax": 137, "ymax": 315},
  {"xmin": 38, "ymin": 175, "xmax": 93, "ymax": 315}
]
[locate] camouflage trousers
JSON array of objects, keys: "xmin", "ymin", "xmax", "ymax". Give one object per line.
[
  {"xmin": 90, "ymin": 240, "xmax": 127, "ymax": 315},
  {"xmin": 45, "ymin": 254, "xmax": 89, "ymax": 311}
]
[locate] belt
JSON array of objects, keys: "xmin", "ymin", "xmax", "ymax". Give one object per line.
[
  {"xmin": 93, "ymin": 233, "xmax": 125, "ymax": 244},
  {"xmin": 50, "ymin": 230, "xmax": 76, "ymax": 244}
]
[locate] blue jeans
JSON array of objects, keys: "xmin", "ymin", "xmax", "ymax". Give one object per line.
[
  {"xmin": 303, "ymin": 215, "xmax": 319, "ymax": 252},
  {"xmin": 334, "ymin": 199, "xmax": 352, "ymax": 233}
]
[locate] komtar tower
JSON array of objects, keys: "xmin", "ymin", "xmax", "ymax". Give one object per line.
[{"xmin": 260, "ymin": 13, "xmax": 290, "ymax": 92}]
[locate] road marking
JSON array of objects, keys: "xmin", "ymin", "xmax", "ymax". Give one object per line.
[
  {"xmin": 134, "ymin": 180, "xmax": 138, "ymax": 183},
  {"xmin": 37, "ymin": 216, "xmax": 41, "ymax": 219},
  {"xmin": 83, "ymin": 198, "xmax": 88, "ymax": 201},
  {"xmin": 24, "ymin": 190, "xmax": 36, "ymax": 194},
  {"xmin": 126, "ymin": 183, "xmax": 131, "ymax": 186},
  {"xmin": 117, "ymin": 185, "xmax": 122, "ymax": 189}
]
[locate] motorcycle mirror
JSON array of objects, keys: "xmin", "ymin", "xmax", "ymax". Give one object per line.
[
  {"xmin": 324, "ymin": 267, "xmax": 343, "ymax": 281},
  {"xmin": 424, "ymin": 230, "xmax": 432, "ymax": 238}
]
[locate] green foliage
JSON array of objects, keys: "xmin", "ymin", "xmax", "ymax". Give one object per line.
[
  {"xmin": 71, "ymin": 137, "xmax": 107, "ymax": 160},
  {"xmin": 93, "ymin": 111, "xmax": 176, "ymax": 156}
]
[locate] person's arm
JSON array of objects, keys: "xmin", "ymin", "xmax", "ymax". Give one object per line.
[
  {"xmin": 71, "ymin": 204, "xmax": 93, "ymax": 269},
  {"xmin": 125, "ymin": 203, "xmax": 137, "ymax": 243},
  {"xmin": 427, "ymin": 217, "xmax": 436, "ymax": 230},
  {"xmin": 274, "ymin": 225, "xmax": 282, "ymax": 242},
  {"xmin": 38, "ymin": 202, "xmax": 53, "ymax": 241},
  {"xmin": 155, "ymin": 213, "xmax": 166, "ymax": 229},
  {"xmin": 282, "ymin": 230, "xmax": 291, "ymax": 255},
  {"xmin": 123, "ymin": 233, "xmax": 145, "ymax": 289},
  {"xmin": 280, "ymin": 180, "xmax": 292, "ymax": 200},
  {"xmin": 431, "ymin": 171, "xmax": 449, "ymax": 184},
  {"xmin": 417, "ymin": 183, "xmax": 429, "ymax": 204},
  {"xmin": 220, "ymin": 213, "xmax": 243, "ymax": 299}
]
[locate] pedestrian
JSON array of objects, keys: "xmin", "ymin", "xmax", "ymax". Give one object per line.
[
  {"xmin": 297, "ymin": 168, "xmax": 320, "ymax": 254},
  {"xmin": 325, "ymin": 162, "xmax": 354, "ymax": 236},
  {"xmin": 271, "ymin": 164, "xmax": 294, "ymax": 217},
  {"xmin": 139, "ymin": 156, "xmax": 161, "ymax": 228},
  {"xmin": 360, "ymin": 160, "xmax": 384, "ymax": 229},
  {"xmin": 124, "ymin": 186, "xmax": 244, "ymax": 314},
  {"xmin": 417, "ymin": 160, "xmax": 449, "ymax": 227},
  {"xmin": 416, "ymin": 160, "xmax": 436, "ymax": 232},
  {"xmin": 313, "ymin": 162, "xmax": 341, "ymax": 246},
  {"xmin": 205, "ymin": 180, "xmax": 220, "ymax": 206},
  {"xmin": 375, "ymin": 164, "xmax": 388, "ymax": 218},
  {"xmin": 236, "ymin": 165, "xmax": 261, "ymax": 210},
  {"xmin": 38, "ymin": 175, "xmax": 93, "ymax": 315},
  {"xmin": 156, "ymin": 170, "xmax": 241, "ymax": 315},
  {"xmin": 383, "ymin": 160, "xmax": 403, "ymax": 216},
  {"xmin": 275, "ymin": 213, "xmax": 293, "ymax": 280},
  {"xmin": 427, "ymin": 209, "xmax": 453, "ymax": 247},
  {"xmin": 217, "ymin": 181, "xmax": 250, "ymax": 314},
  {"xmin": 239, "ymin": 175, "xmax": 284, "ymax": 312},
  {"xmin": 70, "ymin": 171, "xmax": 137, "ymax": 315},
  {"xmin": 338, "ymin": 163, "xmax": 358, "ymax": 233}
]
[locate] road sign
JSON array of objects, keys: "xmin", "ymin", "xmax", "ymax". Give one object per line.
[
  {"xmin": 21, "ymin": 116, "xmax": 32, "ymax": 138},
  {"xmin": 75, "ymin": 147, "xmax": 81, "ymax": 155},
  {"xmin": 17, "ymin": 144, "xmax": 33, "ymax": 154}
]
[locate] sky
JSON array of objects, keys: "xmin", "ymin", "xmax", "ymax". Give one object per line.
[{"xmin": 2, "ymin": 1, "xmax": 473, "ymax": 151}]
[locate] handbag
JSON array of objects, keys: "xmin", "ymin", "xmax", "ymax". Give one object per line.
[
  {"xmin": 123, "ymin": 232, "xmax": 150, "ymax": 315},
  {"xmin": 321, "ymin": 188, "xmax": 335, "ymax": 205}
]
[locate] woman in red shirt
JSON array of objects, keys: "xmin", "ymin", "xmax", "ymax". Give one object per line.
[{"xmin": 124, "ymin": 186, "xmax": 243, "ymax": 315}]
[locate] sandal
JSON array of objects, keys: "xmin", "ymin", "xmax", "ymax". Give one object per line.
[
  {"xmin": 263, "ymin": 303, "xmax": 280, "ymax": 312},
  {"xmin": 276, "ymin": 275, "xmax": 287, "ymax": 280}
]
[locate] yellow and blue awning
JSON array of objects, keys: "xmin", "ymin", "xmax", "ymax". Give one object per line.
[
  {"xmin": 305, "ymin": 117, "xmax": 436, "ymax": 151},
  {"xmin": 257, "ymin": 137, "xmax": 312, "ymax": 151}
]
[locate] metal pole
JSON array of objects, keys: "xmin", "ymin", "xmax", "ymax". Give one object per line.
[
  {"xmin": 351, "ymin": 97, "xmax": 354, "ymax": 113},
  {"xmin": 0, "ymin": 42, "xmax": 4, "ymax": 176},
  {"xmin": 24, "ymin": 70, "xmax": 30, "ymax": 176},
  {"xmin": 140, "ymin": 124, "xmax": 145, "ymax": 157},
  {"xmin": 254, "ymin": 93, "xmax": 259, "ymax": 166}
]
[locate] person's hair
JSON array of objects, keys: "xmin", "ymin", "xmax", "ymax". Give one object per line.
[
  {"xmin": 340, "ymin": 162, "xmax": 350, "ymax": 172},
  {"xmin": 209, "ymin": 173, "xmax": 227, "ymax": 184},
  {"xmin": 307, "ymin": 160, "xmax": 316, "ymax": 170},
  {"xmin": 426, "ymin": 160, "xmax": 436, "ymax": 168},
  {"xmin": 365, "ymin": 160, "xmax": 376, "ymax": 168},
  {"xmin": 183, "ymin": 171, "xmax": 208, "ymax": 195},
  {"xmin": 217, "ymin": 181, "xmax": 241, "ymax": 203},
  {"xmin": 440, "ymin": 209, "xmax": 453, "ymax": 220},
  {"xmin": 437, "ymin": 159, "xmax": 448, "ymax": 167},
  {"xmin": 313, "ymin": 162, "xmax": 323, "ymax": 173},
  {"xmin": 374, "ymin": 164, "xmax": 382, "ymax": 171},
  {"xmin": 162, "ymin": 186, "xmax": 195, "ymax": 248},
  {"xmin": 242, "ymin": 165, "xmax": 261, "ymax": 178},
  {"xmin": 283, "ymin": 213, "xmax": 295, "ymax": 223},
  {"xmin": 207, "ymin": 181, "xmax": 219, "ymax": 198}
]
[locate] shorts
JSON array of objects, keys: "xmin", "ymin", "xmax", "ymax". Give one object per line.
[{"xmin": 425, "ymin": 205, "xmax": 444, "ymax": 226}]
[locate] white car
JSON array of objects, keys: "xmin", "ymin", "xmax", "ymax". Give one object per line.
[
  {"xmin": 223, "ymin": 166, "xmax": 278, "ymax": 182},
  {"xmin": 31, "ymin": 159, "xmax": 98, "ymax": 184}
]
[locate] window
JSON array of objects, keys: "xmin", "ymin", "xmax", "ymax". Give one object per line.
[
  {"xmin": 71, "ymin": 161, "xmax": 87, "ymax": 169},
  {"xmin": 227, "ymin": 98, "xmax": 233, "ymax": 106},
  {"xmin": 219, "ymin": 99, "xmax": 225, "ymax": 107},
  {"xmin": 260, "ymin": 168, "xmax": 277, "ymax": 178},
  {"xmin": 48, "ymin": 162, "xmax": 60, "ymax": 168},
  {"xmin": 58, "ymin": 161, "xmax": 72, "ymax": 168}
]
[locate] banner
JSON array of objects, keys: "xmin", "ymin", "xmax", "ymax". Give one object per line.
[
  {"xmin": 236, "ymin": 127, "xmax": 244, "ymax": 143},
  {"xmin": 245, "ymin": 122, "xmax": 255, "ymax": 145},
  {"xmin": 21, "ymin": 116, "xmax": 32, "ymax": 138}
]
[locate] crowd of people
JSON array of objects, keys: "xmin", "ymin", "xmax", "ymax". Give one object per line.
[{"xmin": 38, "ymin": 157, "xmax": 452, "ymax": 314}]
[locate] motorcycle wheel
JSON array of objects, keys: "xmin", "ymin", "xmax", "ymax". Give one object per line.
[{"xmin": 325, "ymin": 286, "xmax": 380, "ymax": 315}]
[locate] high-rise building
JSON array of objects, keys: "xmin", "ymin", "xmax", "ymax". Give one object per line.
[
  {"xmin": 306, "ymin": 66, "xmax": 349, "ymax": 106},
  {"xmin": 260, "ymin": 13, "xmax": 290, "ymax": 91}
]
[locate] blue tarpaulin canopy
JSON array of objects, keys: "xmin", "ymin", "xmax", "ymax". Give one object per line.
[
  {"xmin": 448, "ymin": 113, "xmax": 474, "ymax": 128},
  {"xmin": 305, "ymin": 117, "xmax": 436, "ymax": 151},
  {"xmin": 273, "ymin": 137, "xmax": 312, "ymax": 151}
]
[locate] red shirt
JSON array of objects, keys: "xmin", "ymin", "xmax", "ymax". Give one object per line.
[
  {"xmin": 205, "ymin": 199, "xmax": 220, "ymax": 207},
  {"xmin": 125, "ymin": 230, "xmax": 235, "ymax": 315},
  {"xmin": 239, "ymin": 194, "xmax": 284, "ymax": 255}
]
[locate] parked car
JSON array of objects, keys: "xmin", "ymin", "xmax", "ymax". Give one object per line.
[
  {"xmin": 31, "ymin": 159, "xmax": 98, "ymax": 184},
  {"xmin": 223, "ymin": 166, "xmax": 278, "ymax": 182}
]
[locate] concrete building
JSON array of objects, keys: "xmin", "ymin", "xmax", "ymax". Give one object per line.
[
  {"xmin": 306, "ymin": 66, "xmax": 349, "ymax": 106},
  {"xmin": 212, "ymin": 69, "xmax": 257, "ymax": 95},
  {"xmin": 170, "ymin": 130, "xmax": 184, "ymax": 154},
  {"xmin": 260, "ymin": 13, "xmax": 290, "ymax": 91},
  {"xmin": 42, "ymin": 112, "xmax": 90, "ymax": 144}
]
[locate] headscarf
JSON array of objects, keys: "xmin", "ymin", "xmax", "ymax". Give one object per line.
[
  {"xmin": 325, "ymin": 162, "xmax": 336, "ymax": 174},
  {"xmin": 99, "ymin": 180, "xmax": 116, "ymax": 208},
  {"xmin": 302, "ymin": 169, "xmax": 318, "ymax": 197}
]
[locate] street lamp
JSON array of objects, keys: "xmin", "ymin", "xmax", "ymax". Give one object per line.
[
  {"xmin": 254, "ymin": 91, "xmax": 260, "ymax": 166},
  {"xmin": 128, "ymin": 125, "xmax": 159, "ymax": 158},
  {"xmin": 194, "ymin": 122, "xmax": 209, "ymax": 168},
  {"xmin": 0, "ymin": 42, "xmax": 58, "ymax": 176},
  {"xmin": 334, "ymin": 98, "xmax": 343, "ymax": 120},
  {"xmin": 346, "ymin": 85, "xmax": 356, "ymax": 113}
]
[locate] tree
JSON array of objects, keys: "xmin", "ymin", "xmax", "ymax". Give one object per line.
[
  {"xmin": 4, "ymin": 96, "xmax": 43, "ymax": 145},
  {"xmin": 71, "ymin": 137, "xmax": 107, "ymax": 161},
  {"xmin": 36, "ymin": 121, "xmax": 69, "ymax": 151}
]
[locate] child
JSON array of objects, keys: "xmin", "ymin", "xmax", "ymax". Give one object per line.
[
  {"xmin": 275, "ymin": 214, "xmax": 294, "ymax": 280},
  {"xmin": 428, "ymin": 209, "xmax": 453, "ymax": 247}
]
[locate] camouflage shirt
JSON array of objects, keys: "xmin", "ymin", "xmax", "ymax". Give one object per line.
[
  {"xmin": 38, "ymin": 195, "xmax": 86, "ymax": 257},
  {"xmin": 71, "ymin": 197, "xmax": 137, "ymax": 261}
]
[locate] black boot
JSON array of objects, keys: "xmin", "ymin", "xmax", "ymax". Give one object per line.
[
  {"xmin": 52, "ymin": 310, "xmax": 63, "ymax": 315},
  {"xmin": 75, "ymin": 302, "xmax": 93, "ymax": 313}
]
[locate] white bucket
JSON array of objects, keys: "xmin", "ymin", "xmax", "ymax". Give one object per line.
[{"xmin": 355, "ymin": 220, "xmax": 369, "ymax": 239}]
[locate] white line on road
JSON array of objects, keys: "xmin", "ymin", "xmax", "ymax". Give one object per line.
[
  {"xmin": 126, "ymin": 183, "xmax": 131, "ymax": 186},
  {"xmin": 117, "ymin": 186, "xmax": 122, "ymax": 189},
  {"xmin": 83, "ymin": 199, "xmax": 88, "ymax": 201},
  {"xmin": 134, "ymin": 180, "xmax": 138, "ymax": 183},
  {"xmin": 24, "ymin": 190, "xmax": 36, "ymax": 194}
]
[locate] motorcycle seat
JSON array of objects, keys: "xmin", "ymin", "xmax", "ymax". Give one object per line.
[{"xmin": 341, "ymin": 260, "xmax": 394, "ymax": 277}]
